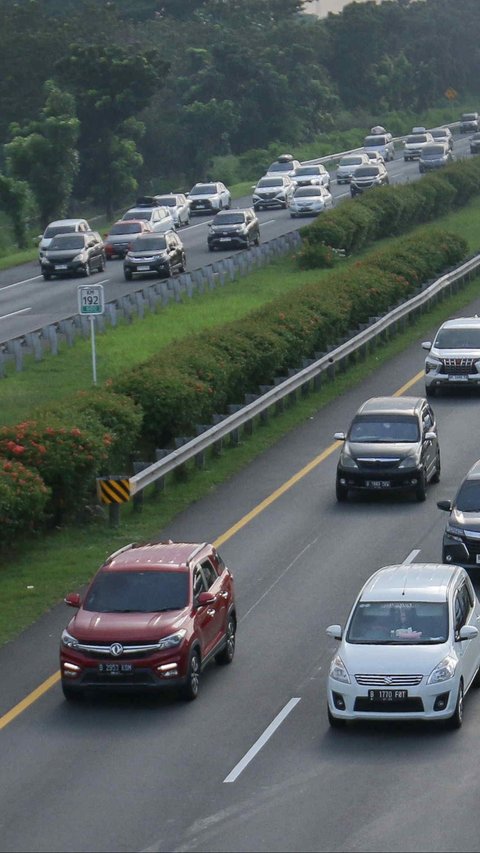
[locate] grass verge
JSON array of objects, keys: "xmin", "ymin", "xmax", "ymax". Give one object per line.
[{"xmin": 1, "ymin": 271, "xmax": 480, "ymax": 648}]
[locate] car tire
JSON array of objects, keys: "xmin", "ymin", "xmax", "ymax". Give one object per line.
[
  {"xmin": 215, "ymin": 616, "xmax": 236, "ymax": 665},
  {"xmin": 99, "ymin": 255, "xmax": 106, "ymax": 272},
  {"xmin": 336, "ymin": 482, "xmax": 348, "ymax": 502},
  {"xmin": 472, "ymin": 667, "xmax": 480, "ymax": 688},
  {"xmin": 446, "ymin": 682, "xmax": 464, "ymax": 730},
  {"xmin": 415, "ymin": 469, "xmax": 427, "ymax": 502},
  {"xmin": 425, "ymin": 384, "xmax": 437, "ymax": 397},
  {"xmin": 124, "ymin": 270, "xmax": 132, "ymax": 281},
  {"xmin": 62, "ymin": 683, "xmax": 84, "ymax": 702},
  {"xmin": 431, "ymin": 452, "xmax": 441, "ymax": 484},
  {"xmin": 208, "ymin": 245, "xmax": 215, "ymax": 252},
  {"xmin": 290, "ymin": 213, "xmax": 296, "ymax": 218},
  {"xmin": 254, "ymin": 235, "xmax": 260, "ymax": 246},
  {"xmin": 43, "ymin": 273, "xmax": 51, "ymax": 281},
  {"xmin": 328, "ymin": 706, "xmax": 346, "ymax": 728},
  {"xmin": 180, "ymin": 648, "xmax": 200, "ymax": 701},
  {"xmin": 83, "ymin": 262, "xmax": 91, "ymax": 277}
]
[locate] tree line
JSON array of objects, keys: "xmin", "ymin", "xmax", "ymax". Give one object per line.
[{"xmin": 0, "ymin": 0, "xmax": 479, "ymax": 241}]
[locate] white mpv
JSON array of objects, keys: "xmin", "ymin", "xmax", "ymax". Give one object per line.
[{"xmin": 326, "ymin": 563, "xmax": 480, "ymax": 729}]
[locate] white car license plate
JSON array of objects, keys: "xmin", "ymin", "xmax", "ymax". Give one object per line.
[
  {"xmin": 448, "ymin": 375, "xmax": 468, "ymax": 381},
  {"xmin": 55, "ymin": 264, "xmax": 68, "ymax": 270},
  {"xmin": 368, "ymin": 689, "xmax": 408, "ymax": 701},
  {"xmin": 219, "ymin": 237, "xmax": 230, "ymax": 241},
  {"xmin": 137, "ymin": 265, "xmax": 150, "ymax": 271},
  {"xmin": 365, "ymin": 480, "xmax": 390, "ymax": 489}
]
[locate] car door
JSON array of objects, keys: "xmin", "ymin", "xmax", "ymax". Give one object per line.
[
  {"xmin": 454, "ymin": 581, "xmax": 480, "ymax": 685},
  {"xmin": 421, "ymin": 404, "xmax": 437, "ymax": 480},
  {"xmin": 192, "ymin": 563, "xmax": 223, "ymax": 657},
  {"xmin": 198, "ymin": 558, "xmax": 225, "ymax": 651},
  {"xmin": 167, "ymin": 234, "xmax": 180, "ymax": 269}
]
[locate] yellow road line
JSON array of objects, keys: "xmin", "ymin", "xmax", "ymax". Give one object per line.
[{"xmin": 1, "ymin": 370, "xmax": 424, "ymax": 731}]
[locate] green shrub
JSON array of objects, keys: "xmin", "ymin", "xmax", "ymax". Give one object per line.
[{"xmin": 0, "ymin": 458, "xmax": 50, "ymax": 550}]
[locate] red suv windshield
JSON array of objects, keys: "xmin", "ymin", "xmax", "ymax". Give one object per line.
[{"xmin": 84, "ymin": 570, "xmax": 189, "ymax": 613}]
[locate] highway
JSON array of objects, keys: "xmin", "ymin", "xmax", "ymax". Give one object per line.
[
  {"xmin": 0, "ymin": 132, "xmax": 472, "ymax": 344},
  {"xmin": 1, "ymin": 132, "xmax": 480, "ymax": 853}
]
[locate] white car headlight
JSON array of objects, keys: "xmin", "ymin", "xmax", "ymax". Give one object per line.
[
  {"xmin": 427, "ymin": 655, "xmax": 457, "ymax": 684},
  {"xmin": 61, "ymin": 629, "xmax": 79, "ymax": 649},
  {"xmin": 329, "ymin": 654, "xmax": 351, "ymax": 684},
  {"xmin": 157, "ymin": 629, "xmax": 187, "ymax": 650},
  {"xmin": 398, "ymin": 456, "xmax": 418, "ymax": 469},
  {"xmin": 339, "ymin": 452, "xmax": 358, "ymax": 469}
]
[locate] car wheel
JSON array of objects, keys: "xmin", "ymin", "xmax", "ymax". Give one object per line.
[
  {"xmin": 62, "ymin": 683, "xmax": 84, "ymax": 702},
  {"xmin": 415, "ymin": 469, "xmax": 427, "ymax": 502},
  {"xmin": 215, "ymin": 616, "xmax": 236, "ymax": 665},
  {"xmin": 431, "ymin": 452, "xmax": 441, "ymax": 484},
  {"xmin": 281, "ymin": 201, "xmax": 287, "ymax": 209},
  {"xmin": 290, "ymin": 213, "xmax": 296, "ymax": 218},
  {"xmin": 208, "ymin": 245, "xmax": 215, "ymax": 252},
  {"xmin": 336, "ymin": 482, "xmax": 348, "ymax": 502},
  {"xmin": 124, "ymin": 270, "xmax": 132, "ymax": 281},
  {"xmin": 43, "ymin": 273, "xmax": 51, "ymax": 281},
  {"xmin": 83, "ymin": 262, "xmax": 91, "ymax": 277},
  {"xmin": 446, "ymin": 682, "xmax": 464, "ymax": 729},
  {"xmin": 425, "ymin": 384, "xmax": 437, "ymax": 398},
  {"xmin": 181, "ymin": 648, "xmax": 200, "ymax": 701},
  {"xmin": 99, "ymin": 254, "xmax": 106, "ymax": 272},
  {"xmin": 328, "ymin": 706, "xmax": 346, "ymax": 728},
  {"xmin": 472, "ymin": 668, "xmax": 480, "ymax": 688},
  {"xmin": 254, "ymin": 235, "xmax": 260, "ymax": 246}
]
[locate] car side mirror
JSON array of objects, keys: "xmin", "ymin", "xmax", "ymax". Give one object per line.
[
  {"xmin": 64, "ymin": 592, "xmax": 81, "ymax": 608},
  {"xmin": 334, "ymin": 432, "xmax": 346, "ymax": 441},
  {"xmin": 458, "ymin": 625, "xmax": 478, "ymax": 641},
  {"xmin": 421, "ymin": 341, "xmax": 432, "ymax": 351},
  {"xmin": 326, "ymin": 624, "xmax": 342, "ymax": 640},
  {"xmin": 197, "ymin": 591, "xmax": 215, "ymax": 607},
  {"xmin": 437, "ymin": 500, "xmax": 452, "ymax": 511},
  {"xmin": 424, "ymin": 431, "xmax": 437, "ymax": 441}
]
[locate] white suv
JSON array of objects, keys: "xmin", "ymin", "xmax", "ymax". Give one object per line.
[
  {"xmin": 38, "ymin": 218, "xmax": 91, "ymax": 261},
  {"xmin": 326, "ymin": 563, "xmax": 480, "ymax": 728},
  {"xmin": 422, "ymin": 317, "xmax": 480, "ymax": 396},
  {"xmin": 403, "ymin": 131, "xmax": 434, "ymax": 160}
]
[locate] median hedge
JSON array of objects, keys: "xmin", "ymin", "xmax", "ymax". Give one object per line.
[
  {"xmin": 297, "ymin": 157, "xmax": 480, "ymax": 268},
  {"xmin": 0, "ymin": 224, "xmax": 468, "ymax": 550}
]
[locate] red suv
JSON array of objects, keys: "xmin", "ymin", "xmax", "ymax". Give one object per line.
[{"xmin": 60, "ymin": 541, "xmax": 236, "ymax": 702}]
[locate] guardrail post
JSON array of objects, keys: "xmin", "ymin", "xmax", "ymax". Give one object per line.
[
  {"xmin": 227, "ymin": 404, "xmax": 243, "ymax": 445},
  {"xmin": 258, "ymin": 386, "xmax": 273, "ymax": 423},
  {"xmin": 211, "ymin": 415, "xmax": 227, "ymax": 455},
  {"xmin": 7, "ymin": 339, "xmax": 24, "ymax": 371},
  {"xmin": 109, "ymin": 504, "xmax": 120, "ymax": 528}
]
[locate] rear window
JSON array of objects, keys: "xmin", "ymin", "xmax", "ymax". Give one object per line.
[{"xmin": 44, "ymin": 224, "xmax": 77, "ymax": 238}]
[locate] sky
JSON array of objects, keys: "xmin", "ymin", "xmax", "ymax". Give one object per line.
[{"xmin": 307, "ymin": 0, "xmax": 379, "ymax": 16}]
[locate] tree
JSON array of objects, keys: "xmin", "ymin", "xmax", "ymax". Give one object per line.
[
  {"xmin": 0, "ymin": 175, "xmax": 34, "ymax": 249},
  {"xmin": 55, "ymin": 44, "xmax": 169, "ymax": 216},
  {"xmin": 5, "ymin": 81, "xmax": 79, "ymax": 229}
]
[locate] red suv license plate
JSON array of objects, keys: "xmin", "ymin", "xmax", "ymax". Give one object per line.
[
  {"xmin": 368, "ymin": 689, "xmax": 408, "ymax": 702},
  {"xmin": 365, "ymin": 480, "xmax": 390, "ymax": 488},
  {"xmin": 98, "ymin": 663, "xmax": 134, "ymax": 675}
]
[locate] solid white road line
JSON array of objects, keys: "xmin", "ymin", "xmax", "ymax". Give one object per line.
[
  {"xmin": 0, "ymin": 275, "xmax": 42, "ymax": 290},
  {"xmin": 403, "ymin": 549, "xmax": 421, "ymax": 564},
  {"xmin": 0, "ymin": 307, "xmax": 32, "ymax": 321},
  {"xmin": 223, "ymin": 697, "xmax": 301, "ymax": 784},
  {"xmin": 260, "ymin": 219, "xmax": 276, "ymax": 227}
]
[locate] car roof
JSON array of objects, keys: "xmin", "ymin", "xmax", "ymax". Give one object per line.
[
  {"xmin": 359, "ymin": 563, "xmax": 461, "ymax": 603},
  {"xmin": 437, "ymin": 316, "xmax": 480, "ymax": 330},
  {"xmin": 102, "ymin": 541, "xmax": 209, "ymax": 572},
  {"xmin": 355, "ymin": 396, "xmax": 425, "ymax": 417},
  {"xmin": 47, "ymin": 219, "xmax": 87, "ymax": 227}
]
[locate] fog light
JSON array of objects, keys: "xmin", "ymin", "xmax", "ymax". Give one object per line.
[
  {"xmin": 332, "ymin": 692, "xmax": 345, "ymax": 710},
  {"xmin": 434, "ymin": 692, "xmax": 449, "ymax": 711},
  {"xmin": 63, "ymin": 662, "xmax": 81, "ymax": 678},
  {"xmin": 157, "ymin": 663, "xmax": 178, "ymax": 678}
]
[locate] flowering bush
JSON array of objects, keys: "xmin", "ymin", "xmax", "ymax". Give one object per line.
[
  {"xmin": 0, "ymin": 457, "xmax": 50, "ymax": 549},
  {"xmin": 0, "ymin": 420, "xmax": 111, "ymax": 524}
]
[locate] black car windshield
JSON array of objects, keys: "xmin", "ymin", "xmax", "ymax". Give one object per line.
[
  {"xmin": 349, "ymin": 415, "xmax": 419, "ymax": 443},
  {"xmin": 49, "ymin": 235, "xmax": 85, "ymax": 250},
  {"xmin": 295, "ymin": 187, "xmax": 322, "ymax": 197},
  {"xmin": 431, "ymin": 130, "xmax": 448, "ymax": 138},
  {"xmin": 354, "ymin": 167, "xmax": 379, "ymax": 177},
  {"xmin": 347, "ymin": 601, "xmax": 449, "ymax": 644},
  {"xmin": 110, "ymin": 222, "xmax": 143, "ymax": 234},
  {"xmin": 84, "ymin": 570, "xmax": 189, "ymax": 613},
  {"xmin": 422, "ymin": 146, "xmax": 445, "ymax": 157},
  {"xmin": 213, "ymin": 213, "xmax": 245, "ymax": 224},
  {"xmin": 124, "ymin": 210, "xmax": 150, "ymax": 220},
  {"xmin": 295, "ymin": 167, "xmax": 320, "ymax": 176},
  {"xmin": 130, "ymin": 236, "xmax": 167, "ymax": 251},
  {"xmin": 190, "ymin": 184, "xmax": 216, "ymax": 195},
  {"xmin": 455, "ymin": 480, "xmax": 480, "ymax": 512},
  {"xmin": 434, "ymin": 328, "xmax": 480, "ymax": 348},
  {"xmin": 257, "ymin": 178, "xmax": 283, "ymax": 187},
  {"xmin": 44, "ymin": 224, "xmax": 78, "ymax": 238},
  {"xmin": 364, "ymin": 136, "xmax": 387, "ymax": 146}
]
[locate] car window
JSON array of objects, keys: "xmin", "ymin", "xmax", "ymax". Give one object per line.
[
  {"xmin": 192, "ymin": 566, "xmax": 207, "ymax": 598},
  {"xmin": 454, "ymin": 585, "xmax": 471, "ymax": 632},
  {"xmin": 349, "ymin": 415, "xmax": 419, "ymax": 443},
  {"xmin": 422, "ymin": 408, "xmax": 434, "ymax": 430},
  {"xmin": 84, "ymin": 570, "xmax": 189, "ymax": 613},
  {"xmin": 199, "ymin": 559, "xmax": 218, "ymax": 589},
  {"xmin": 347, "ymin": 601, "xmax": 448, "ymax": 644},
  {"xmin": 455, "ymin": 479, "xmax": 480, "ymax": 512},
  {"xmin": 434, "ymin": 328, "xmax": 480, "ymax": 348}
]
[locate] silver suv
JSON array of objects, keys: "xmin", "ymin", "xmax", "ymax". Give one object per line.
[{"xmin": 422, "ymin": 317, "xmax": 480, "ymax": 396}]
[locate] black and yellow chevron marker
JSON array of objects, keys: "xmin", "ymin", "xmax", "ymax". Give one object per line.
[{"xmin": 97, "ymin": 478, "xmax": 131, "ymax": 504}]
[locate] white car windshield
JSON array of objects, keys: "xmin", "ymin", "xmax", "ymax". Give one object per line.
[
  {"xmin": 257, "ymin": 178, "xmax": 283, "ymax": 187},
  {"xmin": 347, "ymin": 601, "xmax": 449, "ymax": 644},
  {"xmin": 434, "ymin": 328, "xmax": 480, "ymax": 348}
]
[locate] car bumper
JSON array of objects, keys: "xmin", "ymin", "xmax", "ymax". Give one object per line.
[
  {"xmin": 443, "ymin": 536, "xmax": 480, "ymax": 569},
  {"xmin": 336, "ymin": 467, "xmax": 422, "ymax": 493},
  {"xmin": 253, "ymin": 198, "xmax": 285, "ymax": 208},
  {"xmin": 61, "ymin": 651, "xmax": 188, "ymax": 691},
  {"xmin": 425, "ymin": 372, "xmax": 480, "ymax": 390},
  {"xmin": 124, "ymin": 261, "xmax": 170, "ymax": 277},
  {"xmin": 42, "ymin": 261, "xmax": 86, "ymax": 276},
  {"xmin": 105, "ymin": 245, "xmax": 130, "ymax": 259},
  {"xmin": 208, "ymin": 235, "xmax": 250, "ymax": 249},
  {"xmin": 290, "ymin": 207, "xmax": 324, "ymax": 216},
  {"xmin": 327, "ymin": 677, "xmax": 458, "ymax": 722}
]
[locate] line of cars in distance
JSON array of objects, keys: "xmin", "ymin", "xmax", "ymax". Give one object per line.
[{"xmin": 327, "ymin": 313, "xmax": 480, "ymax": 728}]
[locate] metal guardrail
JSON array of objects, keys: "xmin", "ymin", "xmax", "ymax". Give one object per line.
[{"xmin": 128, "ymin": 250, "xmax": 480, "ymax": 496}]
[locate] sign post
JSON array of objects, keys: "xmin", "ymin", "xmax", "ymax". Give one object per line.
[{"xmin": 77, "ymin": 284, "xmax": 105, "ymax": 385}]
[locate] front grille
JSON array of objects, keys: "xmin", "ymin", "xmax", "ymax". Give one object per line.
[
  {"xmin": 354, "ymin": 697, "xmax": 424, "ymax": 713},
  {"xmin": 355, "ymin": 674, "xmax": 423, "ymax": 686},
  {"xmin": 258, "ymin": 193, "xmax": 276, "ymax": 199},
  {"xmin": 47, "ymin": 256, "xmax": 74, "ymax": 264},
  {"xmin": 356, "ymin": 458, "xmax": 400, "ymax": 471},
  {"xmin": 440, "ymin": 358, "xmax": 477, "ymax": 376},
  {"xmin": 74, "ymin": 641, "xmax": 162, "ymax": 658},
  {"xmin": 191, "ymin": 200, "xmax": 212, "ymax": 208}
]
